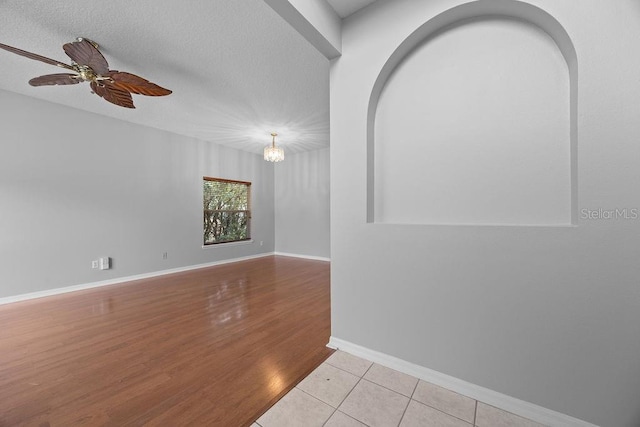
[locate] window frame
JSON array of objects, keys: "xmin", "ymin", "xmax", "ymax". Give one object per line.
[{"xmin": 203, "ymin": 177, "xmax": 252, "ymax": 246}]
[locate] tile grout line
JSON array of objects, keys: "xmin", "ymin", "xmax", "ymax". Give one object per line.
[
  {"xmin": 324, "ymin": 359, "xmax": 372, "ymax": 379},
  {"xmin": 294, "ymin": 364, "xmax": 372, "ymax": 427},
  {"xmin": 291, "ymin": 386, "xmax": 341, "ymax": 427},
  {"xmin": 344, "ymin": 374, "xmax": 366, "ymax": 400},
  {"xmin": 326, "ymin": 360, "xmax": 373, "ymax": 425},
  {"xmin": 395, "ymin": 379, "xmax": 421, "ymax": 427},
  {"xmin": 364, "ymin": 374, "xmax": 475, "ymax": 425},
  {"xmin": 360, "ymin": 376, "xmax": 415, "ymax": 397},
  {"xmin": 410, "ymin": 397, "xmax": 476, "ymax": 426},
  {"xmin": 328, "ymin": 357, "xmax": 471, "ymax": 426},
  {"xmin": 326, "ymin": 410, "xmax": 372, "ymax": 427},
  {"xmin": 395, "ymin": 393, "xmax": 413, "ymax": 427},
  {"xmin": 295, "ymin": 385, "xmax": 340, "ymax": 409},
  {"xmin": 474, "ymin": 400, "xmax": 478, "ymax": 426},
  {"xmin": 324, "ymin": 355, "xmax": 482, "ymax": 426},
  {"xmin": 362, "ymin": 362, "xmax": 374, "ymax": 377},
  {"xmin": 308, "ymin": 354, "xmax": 376, "ymax": 426},
  {"xmin": 476, "ymin": 402, "xmax": 547, "ymax": 427},
  {"xmin": 335, "ymin": 377, "xmax": 366, "ymax": 424},
  {"xmin": 294, "ymin": 372, "xmax": 340, "ymax": 427},
  {"xmin": 359, "ymin": 361, "xmax": 410, "ymax": 427},
  {"xmin": 361, "ymin": 363, "xmax": 418, "ymax": 399},
  {"xmin": 409, "ymin": 379, "xmax": 420, "ymax": 399},
  {"xmin": 319, "ymin": 354, "xmax": 541, "ymax": 427},
  {"xmin": 321, "ymin": 407, "xmax": 339, "ymax": 426},
  {"xmin": 407, "ymin": 378, "xmax": 478, "ymax": 425},
  {"xmin": 261, "ymin": 385, "xmax": 337, "ymax": 423}
]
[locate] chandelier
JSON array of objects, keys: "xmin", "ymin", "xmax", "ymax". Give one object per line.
[{"xmin": 264, "ymin": 132, "xmax": 284, "ymax": 162}]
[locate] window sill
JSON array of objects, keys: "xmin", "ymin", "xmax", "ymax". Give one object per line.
[{"xmin": 202, "ymin": 239, "xmax": 254, "ymax": 249}]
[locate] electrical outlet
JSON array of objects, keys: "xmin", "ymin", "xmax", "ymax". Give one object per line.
[
  {"xmin": 260, "ymin": 241, "xmax": 264, "ymax": 246},
  {"xmin": 91, "ymin": 260, "xmax": 99, "ymax": 269},
  {"xmin": 99, "ymin": 257, "xmax": 110, "ymax": 270},
  {"xmin": 162, "ymin": 252, "xmax": 168, "ymax": 260}
]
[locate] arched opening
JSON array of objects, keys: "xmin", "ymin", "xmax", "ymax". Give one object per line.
[{"xmin": 367, "ymin": 0, "xmax": 577, "ymax": 226}]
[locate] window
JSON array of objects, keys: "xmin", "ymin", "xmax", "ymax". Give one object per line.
[{"xmin": 203, "ymin": 177, "xmax": 251, "ymax": 245}]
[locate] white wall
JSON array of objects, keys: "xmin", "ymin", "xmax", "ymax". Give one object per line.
[
  {"xmin": 275, "ymin": 148, "xmax": 330, "ymax": 259},
  {"xmin": 374, "ymin": 18, "xmax": 572, "ymax": 225},
  {"xmin": 0, "ymin": 90, "xmax": 275, "ymax": 299},
  {"xmin": 331, "ymin": 1, "xmax": 640, "ymax": 426}
]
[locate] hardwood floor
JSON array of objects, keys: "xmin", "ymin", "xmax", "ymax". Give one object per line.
[{"xmin": 0, "ymin": 256, "xmax": 332, "ymax": 427}]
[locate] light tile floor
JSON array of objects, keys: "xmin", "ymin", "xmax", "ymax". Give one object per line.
[{"xmin": 253, "ymin": 351, "xmax": 547, "ymax": 427}]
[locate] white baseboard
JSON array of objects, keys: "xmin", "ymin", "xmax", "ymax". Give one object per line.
[
  {"xmin": 0, "ymin": 252, "xmax": 274, "ymax": 306},
  {"xmin": 273, "ymin": 251, "xmax": 330, "ymax": 262},
  {"xmin": 327, "ymin": 337, "xmax": 599, "ymax": 427}
]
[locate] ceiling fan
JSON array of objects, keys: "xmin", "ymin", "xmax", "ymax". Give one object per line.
[{"xmin": 0, "ymin": 38, "xmax": 171, "ymax": 109}]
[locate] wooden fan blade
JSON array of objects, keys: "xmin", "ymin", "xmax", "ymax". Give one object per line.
[
  {"xmin": 29, "ymin": 73, "xmax": 81, "ymax": 86},
  {"xmin": 63, "ymin": 39, "xmax": 109, "ymax": 75},
  {"xmin": 107, "ymin": 71, "xmax": 172, "ymax": 96},
  {"xmin": 90, "ymin": 81, "xmax": 135, "ymax": 109},
  {"xmin": 0, "ymin": 42, "xmax": 74, "ymax": 70}
]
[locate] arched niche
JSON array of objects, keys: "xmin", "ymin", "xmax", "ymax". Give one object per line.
[{"xmin": 367, "ymin": 0, "xmax": 578, "ymax": 225}]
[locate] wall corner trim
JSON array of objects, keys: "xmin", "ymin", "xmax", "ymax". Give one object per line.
[
  {"xmin": 273, "ymin": 251, "xmax": 331, "ymax": 262},
  {"xmin": 263, "ymin": 0, "xmax": 342, "ymax": 59},
  {"xmin": 327, "ymin": 337, "xmax": 599, "ymax": 427}
]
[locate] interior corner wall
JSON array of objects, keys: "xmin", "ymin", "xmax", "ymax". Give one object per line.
[
  {"xmin": 0, "ymin": 89, "xmax": 275, "ymax": 299},
  {"xmin": 330, "ymin": 1, "xmax": 640, "ymax": 426},
  {"xmin": 274, "ymin": 148, "xmax": 330, "ymax": 259}
]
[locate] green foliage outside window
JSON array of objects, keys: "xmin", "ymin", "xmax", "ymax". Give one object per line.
[{"xmin": 203, "ymin": 178, "xmax": 251, "ymax": 245}]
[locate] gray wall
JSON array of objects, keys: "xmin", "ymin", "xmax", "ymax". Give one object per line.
[
  {"xmin": 275, "ymin": 148, "xmax": 330, "ymax": 259},
  {"xmin": 374, "ymin": 18, "xmax": 572, "ymax": 225},
  {"xmin": 0, "ymin": 90, "xmax": 275, "ymax": 299},
  {"xmin": 330, "ymin": 1, "xmax": 640, "ymax": 426}
]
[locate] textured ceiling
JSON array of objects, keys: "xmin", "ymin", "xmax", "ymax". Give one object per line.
[
  {"xmin": 0, "ymin": 0, "xmax": 330, "ymax": 154},
  {"xmin": 326, "ymin": 0, "xmax": 378, "ymax": 18}
]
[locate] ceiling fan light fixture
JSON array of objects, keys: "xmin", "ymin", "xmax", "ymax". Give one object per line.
[
  {"xmin": 0, "ymin": 38, "xmax": 172, "ymax": 109},
  {"xmin": 264, "ymin": 132, "xmax": 284, "ymax": 162}
]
